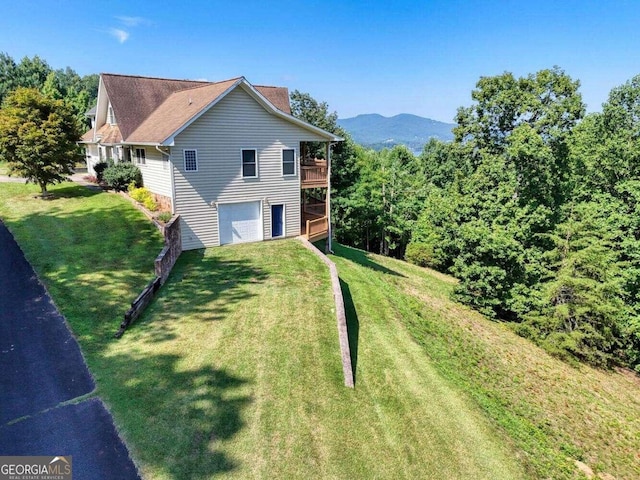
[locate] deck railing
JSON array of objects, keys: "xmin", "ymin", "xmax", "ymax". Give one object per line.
[
  {"xmin": 304, "ymin": 216, "xmax": 329, "ymax": 242},
  {"xmin": 301, "ymin": 160, "xmax": 328, "ymax": 187}
]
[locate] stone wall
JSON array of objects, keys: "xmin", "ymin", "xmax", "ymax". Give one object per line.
[
  {"xmin": 116, "ymin": 215, "xmax": 182, "ymax": 337},
  {"xmin": 155, "ymin": 215, "xmax": 181, "ymax": 284}
]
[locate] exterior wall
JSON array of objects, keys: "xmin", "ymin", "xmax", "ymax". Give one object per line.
[
  {"xmin": 132, "ymin": 146, "xmax": 173, "ymax": 199},
  {"xmin": 172, "ymin": 87, "xmax": 328, "ymax": 250},
  {"xmin": 85, "ymin": 144, "xmax": 100, "ymax": 176}
]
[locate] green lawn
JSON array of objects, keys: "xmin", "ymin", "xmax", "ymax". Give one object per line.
[
  {"xmin": 331, "ymin": 245, "xmax": 640, "ymax": 480},
  {"xmin": 1, "ymin": 181, "xmax": 638, "ymax": 479}
]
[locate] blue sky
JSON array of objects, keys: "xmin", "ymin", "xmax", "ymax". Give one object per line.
[{"xmin": 1, "ymin": 0, "xmax": 639, "ymax": 122}]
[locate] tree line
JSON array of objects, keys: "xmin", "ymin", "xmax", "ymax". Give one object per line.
[
  {"xmin": 1, "ymin": 53, "xmax": 637, "ymax": 370},
  {"xmin": 293, "ymin": 68, "xmax": 640, "ymax": 372}
]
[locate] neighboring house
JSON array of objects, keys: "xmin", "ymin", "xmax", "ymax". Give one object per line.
[{"xmin": 80, "ymin": 73, "xmax": 341, "ymax": 250}]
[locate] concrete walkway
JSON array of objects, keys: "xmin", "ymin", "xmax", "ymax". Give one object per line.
[
  {"xmin": 0, "ymin": 220, "xmax": 140, "ymax": 478},
  {"xmin": 0, "ymin": 170, "xmax": 103, "ymax": 191}
]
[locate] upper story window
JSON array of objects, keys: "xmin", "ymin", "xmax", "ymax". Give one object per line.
[
  {"xmin": 184, "ymin": 149, "xmax": 198, "ymax": 172},
  {"xmin": 107, "ymin": 102, "xmax": 116, "ymax": 125},
  {"xmin": 282, "ymin": 148, "xmax": 295, "ymax": 176},
  {"xmin": 135, "ymin": 148, "xmax": 146, "ymax": 165},
  {"xmin": 242, "ymin": 149, "xmax": 258, "ymax": 178}
]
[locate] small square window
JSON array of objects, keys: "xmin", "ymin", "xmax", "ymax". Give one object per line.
[
  {"xmin": 135, "ymin": 148, "xmax": 146, "ymax": 165},
  {"xmin": 282, "ymin": 149, "xmax": 295, "ymax": 176},
  {"xmin": 184, "ymin": 149, "xmax": 198, "ymax": 172},
  {"xmin": 242, "ymin": 149, "xmax": 257, "ymax": 178}
]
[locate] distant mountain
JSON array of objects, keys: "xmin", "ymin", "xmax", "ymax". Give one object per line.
[{"xmin": 338, "ymin": 113, "xmax": 456, "ymax": 153}]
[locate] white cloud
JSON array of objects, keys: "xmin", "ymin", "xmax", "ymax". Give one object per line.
[
  {"xmin": 110, "ymin": 28, "xmax": 130, "ymax": 44},
  {"xmin": 115, "ymin": 16, "xmax": 150, "ymax": 27}
]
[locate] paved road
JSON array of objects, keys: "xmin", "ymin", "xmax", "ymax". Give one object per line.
[{"xmin": 0, "ymin": 221, "xmax": 141, "ymax": 479}]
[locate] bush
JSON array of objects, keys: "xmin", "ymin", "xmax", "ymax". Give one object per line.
[
  {"xmin": 93, "ymin": 161, "xmax": 109, "ymax": 182},
  {"xmin": 103, "ymin": 163, "xmax": 142, "ymax": 191},
  {"xmin": 157, "ymin": 211, "xmax": 172, "ymax": 223},
  {"xmin": 128, "ymin": 183, "xmax": 158, "ymax": 211},
  {"xmin": 405, "ymin": 242, "xmax": 436, "ymax": 268}
]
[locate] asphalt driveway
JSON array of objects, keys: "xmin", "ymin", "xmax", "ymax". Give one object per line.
[{"xmin": 0, "ymin": 220, "xmax": 140, "ymax": 479}]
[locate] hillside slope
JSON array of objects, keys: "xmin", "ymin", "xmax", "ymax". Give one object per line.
[
  {"xmin": 338, "ymin": 113, "xmax": 455, "ymax": 152},
  {"xmin": 331, "ymin": 244, "xmax": 640, "ymax": 480},
  {"xmin": 1, "ymin": 177, "xmax": 637, "ymax": 480}
]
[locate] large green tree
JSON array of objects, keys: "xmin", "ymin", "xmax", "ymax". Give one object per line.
[{"xmin": 0, "ymin": 88, "xmax": 82, "ymax": 196}]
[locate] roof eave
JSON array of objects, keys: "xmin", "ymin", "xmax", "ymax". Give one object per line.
[{"xmin": 239, "ymin": 80, "xmax": 342, "ymax": 142}]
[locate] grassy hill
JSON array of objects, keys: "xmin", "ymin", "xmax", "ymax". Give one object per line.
[{"xmin": 1, "ymin": 182, "xmax": 638, "ymax": 479}]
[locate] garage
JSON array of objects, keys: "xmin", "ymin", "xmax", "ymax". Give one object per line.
[{"xmin": 218, "ymin": 201, "xmax": 263, "ymax": 245}]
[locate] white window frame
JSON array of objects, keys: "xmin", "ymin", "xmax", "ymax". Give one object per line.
[
  {"xmin": 184, "ymin": 149, "xmax": 198, "ymax": 172},
  {"xmin": 241, "ymin": 148, "xmax": 258, "ymax": 178},
  {"xmin": 281, "ymin": 148, "xmax": 296, "ymax": 177},
  {"xmin": 107, "ymin": 102, "xmax": 116, "ymax": 125},
  {"xmin": 135, "ymin": 148, "xmax": 146, "ymax": 165}
]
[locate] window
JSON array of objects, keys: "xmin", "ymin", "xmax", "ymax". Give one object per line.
[
  {"xmin": 242, "ymin": 149, "xmax": 257, "ymax": 178},
  {"xmin": 107, "ymin": 103, "xmax": 116, "ymax": 124},
  {"xmin": 184, "ymin": 149, "xmax": 198, "ymax": 172},
  {"xmin": 282, "ymin": 149, "xmax": 295, "ymax": 176},
  {"xmin": 135, "ymin": 148, "xmax": 146, "ymax": 165}
]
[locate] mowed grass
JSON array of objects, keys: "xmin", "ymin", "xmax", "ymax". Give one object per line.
[
  {"xmin": 103, "ymin": 243, "xmax": 524, "ymax": 479},
  {"xmin": 331, "ymin": 245, "xmax": 640, "ymax": 480},
  {"xmin": 3, "ymin": 181, "xmax": 638, "ymax": 479},
  {"xmin": 0, "ymin": 182, "xmax": 524, "ymax": 479}
]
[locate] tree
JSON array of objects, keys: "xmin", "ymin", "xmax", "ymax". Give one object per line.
[
  {"xmin": 0, "ymin": 52, "xmax": 17, "ymax": 105},
  {"xmin": 0, "ymin": 88, "xmax": 82, "ymax": 196},
  {"xmin": 520, "ymin": 199, "xmax": 628, "ymax": 366}
]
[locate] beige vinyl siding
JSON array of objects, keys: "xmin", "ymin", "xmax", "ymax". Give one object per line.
[
  {"xmin": 134, "ymin": 146, "xmax": 173, "ymax": 198},
  {"xmin": 172, "ymin": 86, "xmax": 328, "ymax": 250},
  {"xmin": 85, "ymin": 145, "xmax": 101, "ymax": 176}
]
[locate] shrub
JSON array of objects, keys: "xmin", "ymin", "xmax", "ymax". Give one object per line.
[
  {"xmin": 128, "ymin": 184, "xmax": 158, "ymax": 211},
  {"xmin": 93, "ymin": 161, "xmax": 109, "ymax": 182},
  {"xmin": 157, "ymin": 211, "xmax": 172, "ymax": 223},
  {"xmin": 103, "ymin": 163, "xmax": 142, "ymax": 191},
  {"xmin": 405, "ymin": 242, "xmax": 436, "ymax": 268}
]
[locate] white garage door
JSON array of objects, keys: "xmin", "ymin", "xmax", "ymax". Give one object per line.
[{"xmin": 218, "ymin": 201, "xmax": 262, "ymax": 245}]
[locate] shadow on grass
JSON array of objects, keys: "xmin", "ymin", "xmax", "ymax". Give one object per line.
[
  {"xmin": 47, "ymin": 184, "xmax": 102, "ymax": 198},
  {"xmin": 2, "ymin": 183, "xmax": 258, "ymax": 476},
  {"xmin": 333, "ymin": 243, "xmax": 405, "ymax": 277},
  {"xmin": 133, "ymin": 249, "xmax": 268, "ymax": 343},
  {"xmin": 4, "ymin": 188, "xmax": 164, "ymax": 342},
  {"xmin": 102, "ymin": 350, "xmax": 252, "ymax": 477},
  {"xmin": 340, "ymin": 278, "xmax": 359, "ymax": 384}
]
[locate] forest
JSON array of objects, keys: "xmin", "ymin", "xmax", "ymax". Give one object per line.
[
  {"xmin": 314, "ymin": 67, "xmax": 640, "ymax": 372},
  {"xmin": 1, "ymin": 52, "xmax": 638, "ymax": 372}
]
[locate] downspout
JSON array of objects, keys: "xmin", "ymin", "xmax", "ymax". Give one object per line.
[
  {"xmin": 155, "ymin": 145, "xmax": 175, "ymax": 214},
  {"xmin": 326, "ymin": 141, "xmax": 336, "ymax": 254}
]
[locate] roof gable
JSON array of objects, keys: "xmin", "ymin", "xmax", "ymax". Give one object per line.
[
  {"xmin": 127, "ymin": 79, "xmax": 241, "ymax": 144},
  {"xmin": 85, "ymin": 73, "xmax": 340, "ymax": 145},
  {"xmin": 102, "ymin": 74, "xmax": 210, "ymax": 140}
]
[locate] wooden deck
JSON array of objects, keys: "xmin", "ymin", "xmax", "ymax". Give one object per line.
[
  {"xmin": 301, "ymin": 159, "xmax": 328, "ymax": 188},
  {"xmin": 301, "ymin": 213, "xmax": 329, "ymax": 242}
]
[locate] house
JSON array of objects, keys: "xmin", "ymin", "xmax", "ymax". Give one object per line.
[{"xmin": 80, "ymin": 73, "xmax": 341, "ymax": 250}]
